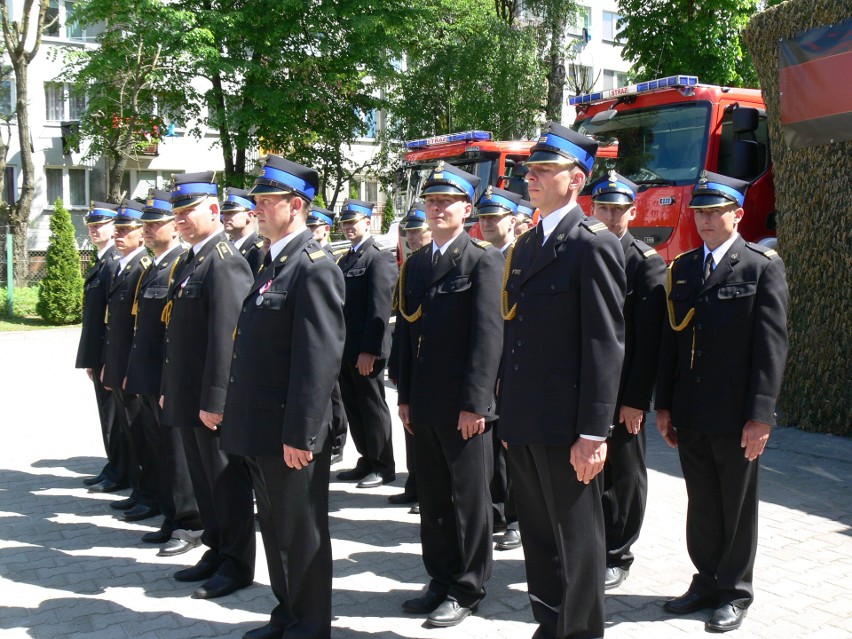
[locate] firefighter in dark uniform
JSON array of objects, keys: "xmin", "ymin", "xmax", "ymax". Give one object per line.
[
  {"xmin": 589, "ymin": 171, "xmax": 666, "ymax": 590},
  {"xmin": 77, "ymin": 202, "xmax": 125, "ymax": 492},
  {"xmin": 334, "ymin": 199, "xmax": 397, "ymax": 488},
  {"xmin": 308, "ymin": 205, "xmax": 349, "ymax": 465},
  {"xmin": 101, "ymin": 200, "xmax": 158, "ymax": 521},
  {"xmin": 656, "ymin": 171, "xmax": 789, "ymax": 633},
  {"xmin": 159, "ymin": 172, "xmax": 255, "ymax": 599},
  {"xmin": 222, "ymin": 187, "xmax": 265, "ymax": 276},
  {"xmin": 396, "ymin": 164, "xmax": 504, "ymax": 627},
  {"xmin": 221, "ymin": 156, "xmax": 345, "ymax": 639},
  {"xmin": 475, "ymin": 186, "xmax": 523, "ymax": 552},
  {"xmin": 498, "ymin": 123, "xmax": 626, "ymax": 639},
  {"xmin": 513, "ymin": 198, "xmax": 536, "ymax": 237},
  {"xmin": 124, "ymin": 190, "xmax": 202, "ymax": 555},
  {"xmin": 387, "ymin": 201, "xmax": 430, "ymax": 509}
]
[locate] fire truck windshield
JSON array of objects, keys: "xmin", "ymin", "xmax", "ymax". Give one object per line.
[
  {"xmin": 404, "ymin": 156, "xmax": 497, "ymax": 212},
  {"xmin": 576, "ymin": 102, "xmax": 711, "ymax": 188}
]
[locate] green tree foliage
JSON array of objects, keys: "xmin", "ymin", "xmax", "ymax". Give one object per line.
[
  {"xmin": 386, "ymin": 0, "xmax": 545, "ymax": 143},
  {"xmin": 381, "ymin": 197, "xmax": 395, "ymax": 234},
  {"xmin": 61, "ymin": 0, "xmax": 209, "ymax": 202},
  {"xmin": 616, "ymin": 0, "xmax": 761, "ymax": 87},
  {"xmin": 36, "ymin": 199, "xmax": 84, "ymax": 324}
]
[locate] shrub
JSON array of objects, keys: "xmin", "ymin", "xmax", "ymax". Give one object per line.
[
  {"xmin": 382, "ymin": 196, "xmax": 395, "ymax": 233},
  {"xmin": 36, "ymin": 198, "xmax": 84, "ymax": 324}
]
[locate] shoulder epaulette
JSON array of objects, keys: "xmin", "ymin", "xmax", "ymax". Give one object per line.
[
  {"xmin": 581, "ymin": 219, "xmax": 607, "ymax": 234},
  {"xmin": 254, "ymin": 239, "xmax": 264, "ymax": 249},
  {"xmin": 216, "ymin": 241, "xmax": 234, "ymax": 259},
  {"xmin": 672, "ymin": 247, "xmax": 700, "ymax": 263},
  {"xmin": 140, "ymin": 255, "xmax": 152, "ymax": 269},
  {"xmin": 308, "ymin": 249, "xmax": 327, "ymax": 262},
  {"xmin": 110, "ymin": 253, "xmax": 120, "ymax": 260},
  {"xmin": 632, "ymin": 238, "xmax": 658, "ymax": 260},
  {"xmin": 471, "ymin": 238, "xmax": 490, "ymax": 249},
  {"xmin": 746, "ymin": 242, "xmax": 778, "ymax": 259}
]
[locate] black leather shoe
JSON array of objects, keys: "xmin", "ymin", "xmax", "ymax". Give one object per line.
[
  {"xmin": 706, "ymin": 604, "xmax": 746, "ymax": 632},
  {"xmin": 110, "ymin": 496, "xmax": 138, "ymax": 511},
  {"xmin": 88, "ymin": 478, "xmax": 129, "ymax": 494},
  {"xmin": 402, "ymin": 590, "xmax": 445, "ymax": 614},
  {"xmin": 158, "ymin": 536, "xmax": 201, "ymax": 557},
  {"xmin": 605, "ymin": 566, "xmax": 629, "ymax": 590},
  {"xmin": 663, "ymin": 590, "xmax": 718, "ymax": 615},
  {"xmin": 122, "ymin": 504, "xmax": 160, "ymax": 522},
  {"xmin": 337, "ymin": 467, "xmax": 371, "ymax": 481},
  {"xmin": 357, "ymin": 472, "xmax": 395, "ymax": 488},
  {"xmin": 330, "ymin": 452, "xmax": 344, "ymax": 465},
  {"xmin": 409, "ymin": 504, "xmax": 420, "ymax": 515},
  {"xmin": 242, "ymin": 623, "xmax": 285, "ymax": 639},
  {"xmin": 192, "ymin": 573, "xmax": 252, "ymax": 599},
  {"xmin": 142, "ymin": 527, "xmax": 173, "ymax": 544},
  {"xmin": 174, "ymin": 560, "xmax": 219, "ymax": 582},
  {"xmin": 388, "ymin": 492, "xmax": 418, "ymax": 505},
  {"xmin": 495, "ymin": 528, "xmax": 522, "ymax": 551},
  {"xmin": 83, "ymin": 472, "xmax": 107, "ymax": 486},
  {"xmin": 426, "ymin": 599, "xmax": 477, "ymax": 627}
]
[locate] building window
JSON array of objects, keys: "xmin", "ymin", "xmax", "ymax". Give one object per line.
[
  {"xmin": 44, "ymin": 166, "xmax": 90, "ymax": 208},
  {"xmin": 569, "ymin": 5, "xmax": 591, "ymax": 35},
  {"xmin": 603, "ymin": 70, "xmax": 630, "ymax": 90},
  {"xmin": 45, "ymin": 0, "xmax": 86, "ymax": 41},
  {"xmin": 122, "ymin": 169, "xmax": 181, "ymax": 200},
  {"xmin": 568, "ymin": 64, "xmax": 595, "ymax": 94},
  {"xmin": 602, "ymin": 11, "xmax": 624, "ymax": 42},
  {"xmin": 45, "ymin": 82, "xmax": 86, "ymax": 121}
]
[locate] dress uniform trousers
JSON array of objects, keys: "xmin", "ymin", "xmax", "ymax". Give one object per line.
[
  {"xmin": 330, "ymin": 381, "xmax": 348, "ymax": 458},
  {"xmin": 414, "ymin": 422, "xmax": 493, "ymax": 607},
  {"xmin": 338, "ymin": 360, "xmax": 395, "ymax": 475},
  {"xmin": 509, "ymin": 444, "xmax": 605, "ymax": 639},
  {"xmin": 137, "ymin": 394, "xmax": 200, "ymax": 532},
  {"xmin": 490, "ymin": 421, "xmax": 516, "ymax": 530},
  {"xmin": 601, "ymin": 423, "xmax": 647, "ymax": 569},
  {"xmin": 678, "ymin": 429, "xmax": 759, "ymax": 608},
  {"xmin": 112, "ymin": 388, "xmax": 157, "ymax": 506},
  {"xmin": 246, "ymin": 447, "xmax": 333, "ymax": 638},
  {"xmin": 93, "ymin": 376, "xmax": 127, "ymax": 484},
  {"xmin": 179, "ymin": 426, "xmax": 255, "ymax": 580}
]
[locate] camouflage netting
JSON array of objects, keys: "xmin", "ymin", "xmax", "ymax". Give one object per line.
[{"xmin": 743, "ymin": 1, "xmax": 851, "ymax": 435}]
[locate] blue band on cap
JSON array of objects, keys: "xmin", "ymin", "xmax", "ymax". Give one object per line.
[
  {"xmin": 309, "ymin": 211, "xmax": 333, "ymax": 226},
  {"xmin": 260, "ymin": 165, "xmax": 316, "ymax": 199},
  {"xmin": 516, "ymin": 204, "xmax": 534, "ymax": 218},
  {"xmin": 701, "ymin": 181, "xmax": 744, "ymax": 206},
  {"xmin": 428, "ymin": 171, "xmax": 475, "ymax": 201},
  {"xmin": 479, "ymin": 192, "xmax": 519, "ymax": 214},
  {"xmin": 117, "ymin": 207, "xmax": 143, "ymax": 220},
  {"xmin": 88, "ymin": 208, "xmax": 117, "ymax": 219},
  {"xmin": 592, "ymin": 180, "xmax": 635, "ymax": 199},
  {"xmin": 172, "ymin": 183, "xmax": 218, "ymax": 197},
  {"xmin": 539, "ymin": 132, "xmax": 595, "ymax": 172},
  {"xmin": 344, "ymin": 202, "xmax": 373, "ymax": 217},
  {"xmin": 147, "ymin": 198, "xmax": 172, "ymax": 211},
  {"xmin": 408, "ymin": 208, "xmax": 426, "ymax": 220},
  {"xmin": 225, "ymin": 194, "xmax": 255, "ymax": 210}
]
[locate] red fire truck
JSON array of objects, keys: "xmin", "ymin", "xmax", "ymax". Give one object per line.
[
  {"xmin": 398, "ymin": 75, "xmax": 777, "ymax": 263},
  {"xmin": 572, "ymin": 74, "xmax": 776, "ymax": 261}
]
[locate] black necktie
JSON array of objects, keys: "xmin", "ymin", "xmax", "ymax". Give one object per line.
[
  {"xmin": 702, "ymin": 252, "xmax": 714, "ymax": 285},
  {"xmin": 432, "ymin": 249, "xmax": 441, "ymax": 270},
  {"xmin": 262, "ymin": 251, "xmax": 272, "ymax": 269}
]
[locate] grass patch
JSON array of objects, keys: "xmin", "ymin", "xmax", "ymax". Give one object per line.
[{"xmin": 0, "ymin": 286, "xmax": 66, "ymax": 331}]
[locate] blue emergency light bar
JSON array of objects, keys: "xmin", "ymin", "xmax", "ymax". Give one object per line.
[
  {"xmin": 568, "ymin": 75, "xmax": 699, "ymax": 107},
  {"xmin": 405, "ymin": 130, "xmax": 493, "ymax": 149}
]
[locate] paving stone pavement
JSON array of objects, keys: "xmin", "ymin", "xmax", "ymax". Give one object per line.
[{"xmin": 0, "ymin": 327, "xmax": 850, "ymax": 638}]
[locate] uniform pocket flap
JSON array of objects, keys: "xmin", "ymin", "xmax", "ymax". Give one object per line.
[
  {"xmin": 717, "ymin": 282, "xmax": 757, "ymax": 299},
  {"xmin": 346, "ymin": 267, "xmax": 367, "ymax": 278},
  {"xmin": 437, "ymin": 276, "xmax": 471, "ymax": 294}
]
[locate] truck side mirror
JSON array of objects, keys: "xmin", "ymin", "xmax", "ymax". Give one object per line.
[
  {"xmin": 734, "ymin": 139, "xmax": 759, "ymax": 180},
  {"xmin": 732, "ymin": 107, "xmax": 759, "ymax": 134}
]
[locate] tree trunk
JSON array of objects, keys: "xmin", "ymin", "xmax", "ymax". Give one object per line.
[
  {"xmin": 545, "ymin": 10, "xmax": 567, "ymax": 121},
  {"xmin": 210, "ymin": 71, "xmax": 235, "ymax": 181},
  {"xmin": 10, "ymin": 59, "xmax": 34, "ymax": 284}
]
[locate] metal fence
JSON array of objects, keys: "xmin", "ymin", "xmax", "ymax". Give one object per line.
[{"xmin": 1, "ymin": 226, "xmax": 94, "ymax": 292}]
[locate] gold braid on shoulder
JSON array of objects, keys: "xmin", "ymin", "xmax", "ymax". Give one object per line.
[
  {"xmin": 131, "ymin": 259, "xmax": 152, "ymax": 329},
  {"xmin": 160, "ymin": 253, "xmax": 184, "ymax": 326},
  {"xmin": 391, "ymin": 273, "xmax": 400, "ymax": 313},
  {"xmin": 397, "ymin": 256, "xmax": 422, "ymax": 323},
  {"xmin": 501, "ymin": 241, "xmax": 517, "ymax": 321},
  {"xmin": 665, "ymin": 260, "xmax": 694, "ymax": 331}
]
